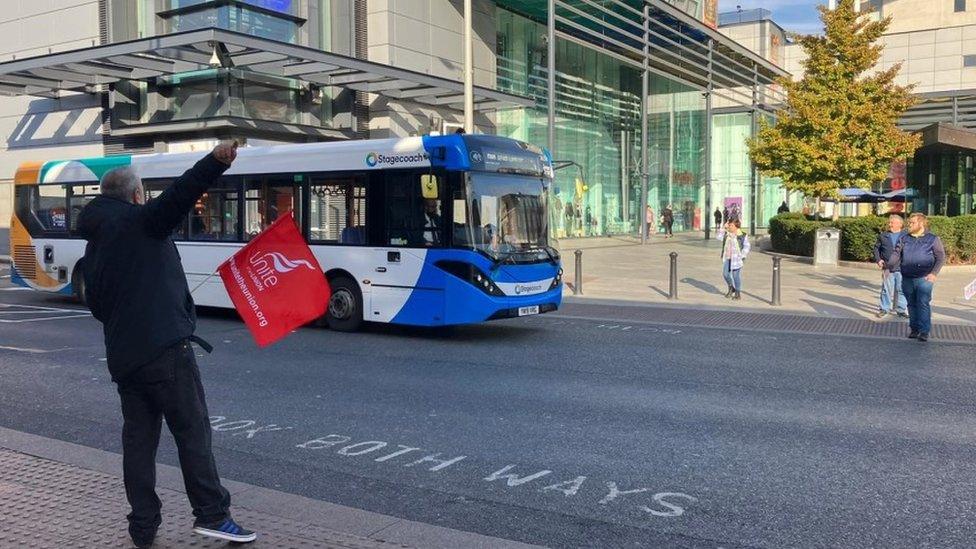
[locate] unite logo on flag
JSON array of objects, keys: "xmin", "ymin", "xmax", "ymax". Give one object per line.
[{"xmin": 218, "ymin": 211, "xmax": 331, "ymax": 347}]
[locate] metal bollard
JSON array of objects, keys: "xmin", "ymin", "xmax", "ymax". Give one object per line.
[
  {"xmin": 668, "ymin": 251, "xmax": 678, "ymax": 300},
  {"xmin": 771, "ymin": 256, "xmax": 782, "ymax": 306},
  {"xmin": 574, "ymin": 249, "xmax": 583, "ymax": 295}
]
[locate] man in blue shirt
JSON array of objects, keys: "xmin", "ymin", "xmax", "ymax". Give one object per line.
[
  {"xmin": 872, "ymin": 214, "xmax": 908, "ymax": 318},
  {"xmin": 888, "ymin": 213, "xmax": 947, "ymax": 341}
]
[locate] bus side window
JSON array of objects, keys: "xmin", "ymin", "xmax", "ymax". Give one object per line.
[
  {"xmin": 309, "ymin": 176, "xmax": 367, "ymax": 244},
  {"xmin": 14, "ymin": 185, "xmax": 45, "ymax": 236},
  {"xmin": 383, "ymin": 171, "xmax": 444, "ymax": 247},
  {"xmin": 68, "ymin": 183, "xmax": 101, "ymax": 236},
  {"xmin": 34, "ymin": 183, "xmax": 69, "ymax": 235},
  {"xmin": 189, "ymin": 179, "xmax": 240, "ymax": 241},
  {"xmin": 244, "ymin": 175, "xmax": 301, "ymax": 241},
  {"xmin": 143, "ymin": 180, "xmax": 187, "ymax": 239}
]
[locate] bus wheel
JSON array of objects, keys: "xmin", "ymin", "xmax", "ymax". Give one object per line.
[
  {"xmin": 325, "ymin": 276, "xmax": 362, "ymax": 332},
  {"xmin": 72, "ymin": 265, "xmax": 87, "ymax": 308}
]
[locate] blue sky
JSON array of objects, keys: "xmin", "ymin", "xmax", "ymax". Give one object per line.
[{"xmin": 719, "ymin": 0, "xmax": 828, "ymax": 35}]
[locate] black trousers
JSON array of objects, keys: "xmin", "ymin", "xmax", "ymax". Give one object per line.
[{"xmin": 116, "ymin": 340, "xmax": 230, "ymax": 536}]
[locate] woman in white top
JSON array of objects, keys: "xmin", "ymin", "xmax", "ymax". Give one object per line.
[{"xmin": 716, "ymin": 217, "xmax": 751, "ymax": 300}]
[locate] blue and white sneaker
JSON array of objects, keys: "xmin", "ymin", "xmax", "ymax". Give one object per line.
[{"xmin": 192, "ymin": 517, "xmax": 257, "ymax": 543}]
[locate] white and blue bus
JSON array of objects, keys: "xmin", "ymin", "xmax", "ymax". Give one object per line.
[{"xmin": 9, "ymin": 134, "xmax": 562, "ymax": 331}]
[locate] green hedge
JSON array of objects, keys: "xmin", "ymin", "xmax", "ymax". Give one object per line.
[
  {"xmin": 833, "ymin": 216, "xmax": 888, "ymax": 261},
  {"xmin": 768, "ymin": 213, "xmax": 976, "ymax": 264},
  {"xmin": 768, "ymin": 215, "xmax": 829, "ymax": 256},
  {"xmin": 926, "ymin": 217, "xmax": 958, "ymax": 261},
  {"xmin": 954, "ymin": 216, "xmax": 976, "ymax": 262}
]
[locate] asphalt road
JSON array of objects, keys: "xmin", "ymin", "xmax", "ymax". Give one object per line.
[{"xmin": 1, "ymin": 273, "xmax": 975, "ymax": 548}]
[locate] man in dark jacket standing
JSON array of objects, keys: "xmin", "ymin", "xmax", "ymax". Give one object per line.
[
  {"xmin": 872, "ymin": 214, "xmax": 908, "ymax": 319},
  {"xmin": 888, "ymin": 212, "xmax": 946, "ymax": 342},
  {"xmin": 77, "ymin": 142, "xmax": 256, "ymax": 547}
]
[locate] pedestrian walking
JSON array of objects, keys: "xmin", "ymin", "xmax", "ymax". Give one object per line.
[
  {"xmin": 713, "ymin": 207, "xmax": 722, "ymax": 228},
  {"xmin": 777, "ymin": 201, "xmax": 790, "ymax": 214},
  {"xmin": 872, "ymin": 214, "xmax": 908, "ymax": 319},
  {"xmin": 644, "ymin": 205, "xmax": 655, "ymax": 239},
  {"xmin": 716, "ymin": 217, "xmax": 750, "ymax": 300},
  {"xmin": 888, "ymin": 212, "xmax": 946, "ymax": 342},
  {"xmin": 662, "ymin": 204, "xmax": 674, "ymax": 238},
  {"xmin": 77, "ymin": 143, "xmax": 257, "ymax": 547}
]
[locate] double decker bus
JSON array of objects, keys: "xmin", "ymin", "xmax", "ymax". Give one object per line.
[{"xmin": 9, "ymin": 134, "xmax": 562, "ymax": 331}]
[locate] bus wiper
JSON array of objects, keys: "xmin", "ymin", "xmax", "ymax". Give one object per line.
[
  {"xmin": 542, "ymin": 246, "xmax": 560, "ymax": 265},
  {"xmin": 491, "ymin": 251, "xmax": 516, "ymax": 270}
]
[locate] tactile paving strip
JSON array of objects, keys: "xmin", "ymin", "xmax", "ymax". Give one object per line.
[
  {"xmin": 0, "ymin": 448, "xmax": 412, "ymax": 548},
  {"xmin": 557, "ymin": 302, "xmax": 976, "ymax": 343}
]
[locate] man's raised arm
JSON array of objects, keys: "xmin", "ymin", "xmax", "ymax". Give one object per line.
[{"xmin": 141, "ymin": 142, "xmax": 238, "ymax": 238}]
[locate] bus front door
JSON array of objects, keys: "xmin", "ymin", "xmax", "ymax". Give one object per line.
[{"xmin": 368, "ymin": 248, "xmax": 440, "ymax": 325}]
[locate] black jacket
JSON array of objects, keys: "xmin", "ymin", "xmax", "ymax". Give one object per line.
[
  {"xmin": 872, "ymin": 230, "xmax": 905, "ymax": 270},
  {"xmin": 77, "ymin": 154, "xmax": 228, "ymax": 383}
]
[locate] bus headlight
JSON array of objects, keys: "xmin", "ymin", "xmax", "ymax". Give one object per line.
[
  {"xmin": 549, "ymin": 268, "xmax": 563, "ymax": 290},
  {"xmin": 437, "ymin": 261, "xmax": 503, "ymax": 296}
]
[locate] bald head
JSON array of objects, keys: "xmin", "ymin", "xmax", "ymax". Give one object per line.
[{"xmin": 100, "ymin": 167, "xmax": 144, "ymax": 204}]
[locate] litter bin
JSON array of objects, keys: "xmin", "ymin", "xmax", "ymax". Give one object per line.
[{"xmin": 814, "ymin": 227, "xmax": 840, "ymax": 266}]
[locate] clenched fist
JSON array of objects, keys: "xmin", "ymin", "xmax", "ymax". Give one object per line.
[{"xmin": 213, "ymin": 141, "xmax": 238, "ymax": 165}]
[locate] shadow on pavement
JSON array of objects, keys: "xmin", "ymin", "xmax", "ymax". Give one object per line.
[
  {"xmin": 801, "ymin": 298, "xmax": 860, "ymax": 317},
  {"xmin": 802, "ymin": 289, "xmax": 874, "ymax": 315},
  {"xmin": 801, "ymin": 271, "xmax": 877, "ymax": 291},
  {"xmin": 648, "ymin": 285, "xmax": 669, "ymax": 298},
  {"xmin": 680, "ymin": 277, "xmax": 724, "ymax": 295}
]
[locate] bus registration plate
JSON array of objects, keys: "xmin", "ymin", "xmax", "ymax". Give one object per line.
[{"xmin": 518, "ymin": 305, "xmax": 539, "ymax": 316}]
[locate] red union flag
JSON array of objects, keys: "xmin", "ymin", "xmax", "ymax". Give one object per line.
[{"xmin": 217, "ymin": 211, "xmax": 331, "ymax": 347}]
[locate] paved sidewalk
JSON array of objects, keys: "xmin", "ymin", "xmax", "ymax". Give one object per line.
[
  {"xmin": 0, "ymin": 427, "xmax": 541, "ymax": 549},
  {"xmin": 556, "ymin": 234, "xmax": 976, "ymax": 326}
]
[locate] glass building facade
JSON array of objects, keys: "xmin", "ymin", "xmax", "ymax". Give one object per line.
[
  {"xmin": 907, "ymin": 150, "xmax": 976, "ymax": 216},
  {"xmin": 0, "ymin": 0, "xmax": 787, "ymax": 235},
  {"xmin": 492, "ymin": 1, "xmax": 787, "ymax": 236},
  {"xmin": 496, "ymin": 9, "xmax": 643, "ymax": 237}
]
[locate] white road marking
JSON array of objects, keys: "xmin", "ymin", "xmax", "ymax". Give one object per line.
[
  {"xmin": 211, "ymin": 414, "xmax": 698, "ymax": 519},
  {"xmin": 0, "ymin": 303, "xmax": 91, "ymax": 322},
  {"xmin": 0, "ymin": 345, "xmax": 60, "ymax": 354},
  {"xmin": 0, "ymin": 314, "xmax": 91, "ymax": 323},
  {"xmin": 0, "ymin": 310, "xmax": 83, "ymax": 314},
  {"xmin": 0, "ymin": 303, "xmax": 84, "ymax": 312}
]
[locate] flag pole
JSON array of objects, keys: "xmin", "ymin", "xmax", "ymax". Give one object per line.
[{"xmin": 190, "ymin": 271, "xmax": 218, "ymax": 295}]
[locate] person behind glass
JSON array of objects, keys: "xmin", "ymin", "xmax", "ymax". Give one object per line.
[
  {"xmin": 76, "ymin": 143, "xmax": 257, "ymax": 547},
  {"xmin": 888, "ymin": 212, "xmax": 946, "ymax": 342},
  {"xmin": 713, "ymin": 207, "xmax": 722, "ymax": 229},
  {"xmin": 422, "ymin": 198, "xmax": 441, "ymax": 246},
  {"xmin": 716, "ymin": 217, "xmax": 750, "ymax": 300},
  {"xmin": 662, "ymin": 204, "xmax": 674, "ymax": 238},
  {"xmin": 872, "ymin": 214, "xmax": 908, "ymax": 319},
  {"xmin": 644, "ymin": 205, "xmax": 655, "ymax": 239}
]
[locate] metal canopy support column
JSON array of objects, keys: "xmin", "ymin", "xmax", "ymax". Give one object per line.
[
  {"xmin": 640, "ymin": 4, "xmax": 650, "ymax": 244},
  {"xmin": 750, "ymin": 63, "xmax": 759, "ymax": 236},
  {"xmin": 547, "ymin": 0, "xmax": 556, "ymax": 155},
  {"xmin": 703, "ymin": 38, "xmax": 714, "ymax": 241},
  {"xmin": 463, "ymin": 0, "xmax": 474, "ymax": 132},
  {"xmin": 953, "ymin": 96, "xmax": 959, "ymax": 125}
]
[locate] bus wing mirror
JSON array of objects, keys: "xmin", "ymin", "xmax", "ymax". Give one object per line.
[{"xmin": 421, "ymin": 174, "xmax": 438, "ymax": 199}]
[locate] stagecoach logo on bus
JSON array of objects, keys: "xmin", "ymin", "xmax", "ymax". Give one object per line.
[
  {"xmin": 364, "ymin": 151, "xmax": 430, "ymax": 168},
  {"xmin": 514, "ymin": 283, "xmax": 545, "ymax": 295},
  {"xmin": 228, "ymin": 252, "xmax": 316, "ymax": 327}
]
